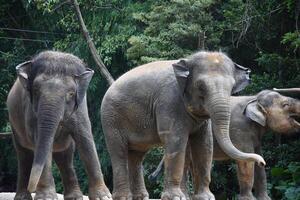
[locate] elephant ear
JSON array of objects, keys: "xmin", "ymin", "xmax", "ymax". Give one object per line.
[
  {"xmin": 244, "ymin": 99, "xmax": 266, "ymax": 126},
  {"xmin": 173, "ymin": 59, "xmax": 190, "ymax": 96},
  {"xmin": 232, "ymin": 63, "xmax": 251, "ymax": 94},
  {"xmin": 74, "ymin": 68, "xmax": 94, "ymax": 109},
  {"xmin": 16, "ymin": 61, "xmax": 32, "ymax": 90}
]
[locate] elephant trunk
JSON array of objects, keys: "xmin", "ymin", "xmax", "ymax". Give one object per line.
[
  {"xmin": 27, "ymin": 96, "xmax": 64, "ymax": 192},
  {"xmin": 208, "ymin": 94, "xmax": 266, "ymax": 166}
]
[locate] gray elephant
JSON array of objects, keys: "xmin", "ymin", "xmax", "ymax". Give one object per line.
[
  {"xmin": 7, "ymin": 51, "xmax": 112, "ymax": 200},
  {"xmin": 100, "ymin": 51, "xmax": 266, "ymax": 200},
  {"xmin": 151, "ymin": 89, "xmax": 300, "ymax": 200}
]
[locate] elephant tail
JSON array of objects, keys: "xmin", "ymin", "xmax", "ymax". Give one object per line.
[{"xmin": 148, "ymin": 155, "xmax": 164, "ymax": 182}]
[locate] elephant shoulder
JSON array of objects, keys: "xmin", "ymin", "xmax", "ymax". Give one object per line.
[{"xmin": 7, "ymin": 79, "xmax": 27, "ymax": 112}]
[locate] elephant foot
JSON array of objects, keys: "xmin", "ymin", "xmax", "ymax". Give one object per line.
[
  {"xmin": 64, "ymin": 190, "xmax": 84, "ymax": 200},
  {"xmin": 112, "ymin": 191, "xmax": 132, "ymax": 200},
  {"xmin": 192, "ymin": 190, "xmax": 215, "ymax": 200},
  {"xmin": 132, "ymin": 190, "xmax": 149, "ymax": 200},
  {"xmin": 14, "ymin": 191, "xmax": 33, "ymax": 200},
  {"xmin": 34, "ymin": 190, "xmax": 58, "ymax": 200},
  {"xmin": 237, "ymin": 193, "xmax": 256, "ymax": 200},
  {"xmin": 180, "ymin": 188, "xmax": 190, "ymax": 200},
  {"xmin": 256, "ymin": 193, "xmax": 272, "ymax": 200},
  {"xmin": 161, "ymin": 188, "xmax": 186, "ymax": 200},
  {"xmin": 89, "ymin": 185, "xmax": 113, "ymax": 200},
  {"xmin": 182, "ymin": 192, "xmax": 190, "ymax": 200}
]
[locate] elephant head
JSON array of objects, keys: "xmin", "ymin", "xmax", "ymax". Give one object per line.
[
  {"xmin": 15, "ymin": 51, "xmax": 94, "ymax": 192},
  {"xmin": 173, "ymin": 51, "xmax": 265, "ymax": 166},
  {"xmin": 245, "ymin": 89, "xmax": 300, "ymax": 133}
]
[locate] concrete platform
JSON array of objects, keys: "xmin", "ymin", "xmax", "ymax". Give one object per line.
[{"xmin": 0, "ymin": 193, "xmax": 89, "ymax": 200}]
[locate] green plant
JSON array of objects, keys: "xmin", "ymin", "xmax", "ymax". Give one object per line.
[{"xmin": 271, "ymin": 162, "xmax": 300, "ymax": 200}]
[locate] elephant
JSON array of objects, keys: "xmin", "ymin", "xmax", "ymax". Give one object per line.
[
  {"xmin": 100, "ymin": 51, "xmax": 266, "ymax": 200},
  {"xmin": 7, "ymin": 51, "xmax": 112, "ymax": 200},
  {"xmin": 150, "ymin": 89, "xmax": 300, "ymax": 200}
]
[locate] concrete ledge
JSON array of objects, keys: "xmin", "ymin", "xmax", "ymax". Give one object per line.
[{"xmin": 0, "ymin": 193, "xmax": 89, "ymax": 200}]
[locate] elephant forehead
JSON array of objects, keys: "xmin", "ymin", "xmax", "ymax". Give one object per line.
[
  {"xmin": 34, "ymin": 75, "xmax": 74, "ymax": 92},
  {"xmin": 206, "ymin": 53, "xmax": 224, "ymax": 64},
  {"xmin": 260, "ymin": 92, "xmax": 281, "ymax": 107},
  {"xmin": 35, "ymin": 74, "xmax": 74, "ymax": 85}
]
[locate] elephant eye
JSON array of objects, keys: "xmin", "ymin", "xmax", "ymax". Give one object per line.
[
  {"xmin": 196, "ymin": 81, "xmax": 206, "ymax": 93},
  {"xmin": 66, "ymin": 91, "xmax": 75, "ymax": 101},
  {"xmin": 282, "ymin": 102, "xmax": 290, "ymax": 108},
  {"xmin": 69, "ymin": 92, "xmax": 75, "ymax": 97}
]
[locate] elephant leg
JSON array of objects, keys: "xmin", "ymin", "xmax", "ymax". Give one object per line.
[
  {"xmin": 253, "ymin": 148, "xmax": 271, "ymax": 200},
  {"xmin": 34, "ymin": 155, "xmax": 58, "ymax": 200},
  {"xmin": 53, "ymin": 142, "xmax": 83, "ymax": 200},
  {"xmin": 159, "ymin": 126, "xmax": 189, "ymax": 200},
  {"xmin": 180, "ymin": 143, "xmax": 191, "ymax": 200},
  {"xmin": 12, "ymin": 134, "xmax": 33, "ymax": 200},
  {"xmin": 71, "ymin": 120, "xmax": 111, "ymax": 200},
  {"xmin": 190, "ymin": 120, "xmax": 215, "ymax": 200},
  {"xmin": 128, "ymin": 150, "xmax": 148, "ymax": 200},
  {"xmin": 103, "ymin": 126, "xmax": 131, "ymax": 200},
  {"xmin": 236, "ymin": 161, "xmax": 255, "ymax": 200}
]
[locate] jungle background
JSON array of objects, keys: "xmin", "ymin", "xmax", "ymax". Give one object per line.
[{"xmin": 0, "ymin": 0, "xmax": 299, "ymax": 199}]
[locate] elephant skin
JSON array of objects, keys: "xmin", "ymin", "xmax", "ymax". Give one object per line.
[
  {"xmin": 101, "ymin": 51, "xmax": 265, "ymax": 200},
  {"xmin": 7, "ymin": 51, "xmax": 111, "ymax": 200},
  {"xmin": 152, "ymin": 90, "xmax": 300, "ymax": 200},
  {"xmin": 212, "ymin": 90, "xmax": 300, "ymax": 200}
]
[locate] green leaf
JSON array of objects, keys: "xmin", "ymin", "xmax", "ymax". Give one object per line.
[{"xmin": 271, "ymin": 167, "xmax": 285, "ymax": 176}]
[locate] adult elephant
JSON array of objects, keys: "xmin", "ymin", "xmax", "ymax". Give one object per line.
[
  {"xmin": 7, "ymin": 51, "xmax": 111, "ymax": 200},
  {"xmin": 101, "ymin": 51, "xmax": 265, "ymax": 200},
  {"xmin": 151, "ymin": 89, "xmax": 300, "ymax": 200}
]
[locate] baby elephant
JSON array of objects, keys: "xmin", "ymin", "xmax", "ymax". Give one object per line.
[
  {"xmin": 7, "ymin": 51, "xmax": 111, "ymax": 200},
  {"xmin": 152, "ymin": 89, "xmax": 300, "ymax": 200}
]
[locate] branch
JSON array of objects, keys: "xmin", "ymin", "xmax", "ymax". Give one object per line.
[
  {"xmin": 71, "ymin": 0, "xmax": 114, "ymax": 85},
  {"xmin": 52, "ymin": 0, "xmax": 71, "ymax": 12},
  {"xmin": 0, "ymin": 132, "xmax": 12, "ymax": 139}
]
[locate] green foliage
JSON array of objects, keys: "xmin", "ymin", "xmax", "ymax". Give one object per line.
[
  {"xmin": 0, "ymin": 0, "xmax": 299, "ymax": 198},
  {"xmin": 127, "ymin": 0, "xmax": 222, "ymax": 65},
  {"xmin": 282, "ymin": 31, "xmax": 300, "ymax": 52},
  {"xmin": 271, "ymin": 162, "xmax": 300, "ymax": 200},
  {"xmin": 261, "ymin": 136, "xmax": 300, "ymax": 199}
]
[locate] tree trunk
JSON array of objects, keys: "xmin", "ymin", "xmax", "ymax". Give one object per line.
[{"xmin": 71, "ymin": 0, "xmax": 115, "ymax": 85}]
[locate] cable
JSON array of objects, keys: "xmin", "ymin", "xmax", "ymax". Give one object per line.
[
  {"xmin": 0, "ymin": 27, "xmax": 67, "ymax": 35},
  {"xmin": 0, "ymin": 36, "xmax": 54, "ymax": 43}
]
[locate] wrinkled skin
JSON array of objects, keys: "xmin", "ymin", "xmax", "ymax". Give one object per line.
[
  {"xmin": 7, "ymin": 51, "xmax": 111, "ymax": 200},
  {"xmin": 204, "ymin": 90, "xmax": 300, "ymax": 200},
  {"xmin": 101, "ymin": 51, "xmax": 265, "ymax": 200},
  {"xmin": 152, "ymin": 90, "xmax": 300, "ymax": 200}
]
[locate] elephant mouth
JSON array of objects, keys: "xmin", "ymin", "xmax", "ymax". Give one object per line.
[{"xmin": 290, "ymin": 114, "xmax": 300, "ymax": 127}]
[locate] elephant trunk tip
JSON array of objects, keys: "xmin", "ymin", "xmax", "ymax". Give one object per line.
[
  {"xmin": 249, "ymin": 153, "xmax": 266, "ymax": 167},
  {"xmin": 27, "ymin": 164, "xmax": 44, "ymax": 192}
]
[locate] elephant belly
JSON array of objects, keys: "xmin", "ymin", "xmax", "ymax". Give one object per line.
[
  {"xmin": 128, "ymin": 128, "xmax": 162, "ymax": 152},
  {"xmin": 53, "ymin": 132, "xmax": 73, "ymax": 152},
  {"xmin": 13, "ymin": 127, "xmax": 72, "ymax": 153}
]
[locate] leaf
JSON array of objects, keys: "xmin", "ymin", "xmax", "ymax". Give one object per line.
[
  {"xmin": 284, "ymin": 187, "xmax": 300, "ymax": 200},
  {"xmin": 271, "ymin": 167, "xmax": 285, "ymax": 176}
]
